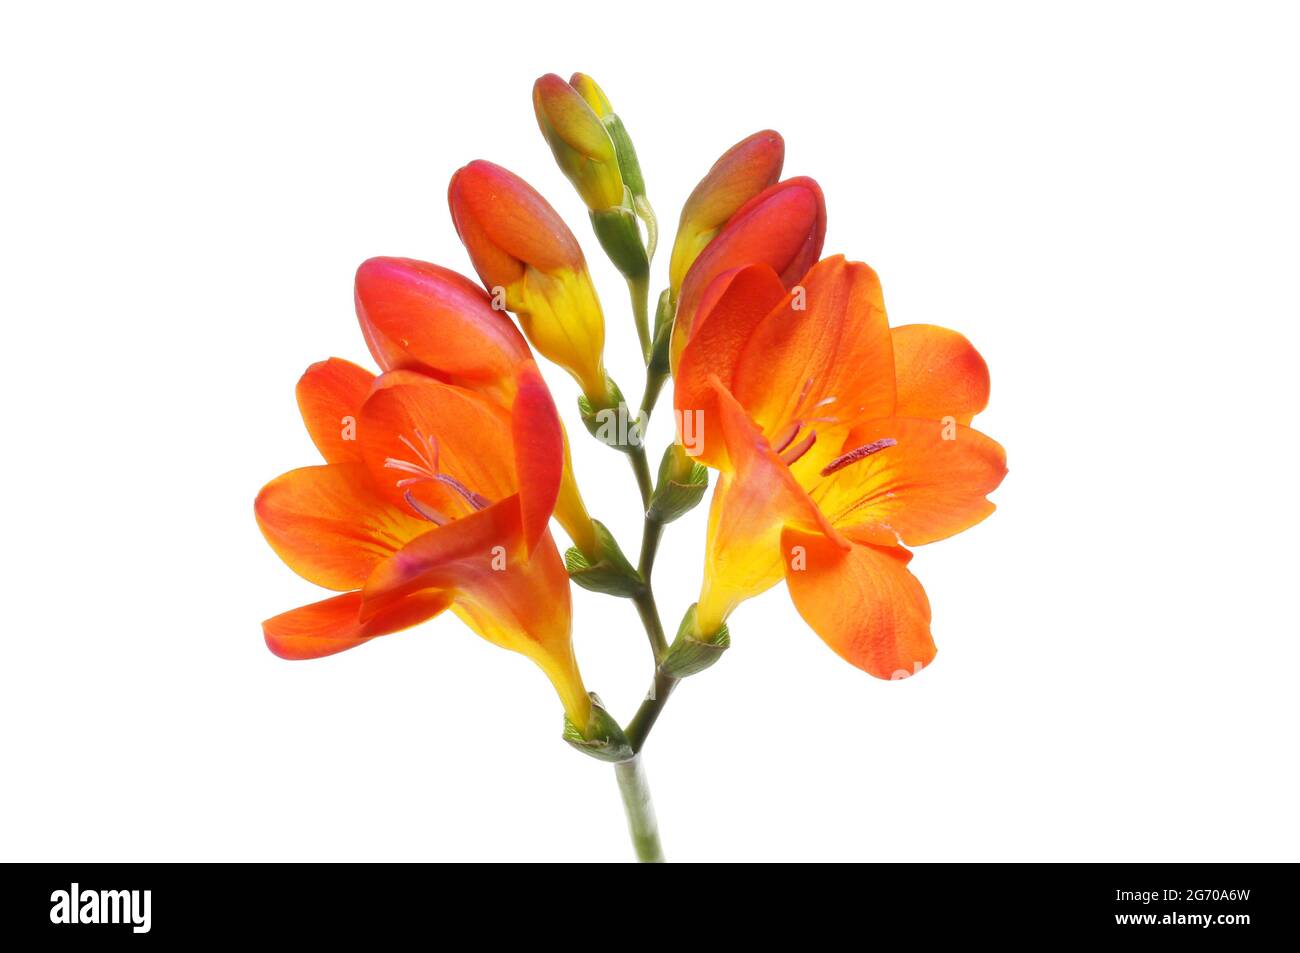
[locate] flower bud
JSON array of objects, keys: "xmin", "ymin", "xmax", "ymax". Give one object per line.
[
  {"xmin": 570, "ymin": 73, "xmax": 649, "ymax": 216},
  {"xmin": 532, "ymin": 73, "xmax": 625, "ymax": 213},
  {"xmin": 448, "ymin": 160, "xmax": 610, "ymax": 404},
  {"xmin": 669, "ymin": 130, "xmax": 784, "ymax": 294},
  {"xmin": 671, "ymin": 176, "xmax": 826, "ymax": 373},
  {"xmin": 568, "ymin": 72, "xmax": 614, "ymax": 118},
  {"xmin": 536, "ymin": 73, "xmax": 658, "ymax": 354},
  {"xmin": 353, "ymin": 256, "xmax": 530, "ymax": 402}
]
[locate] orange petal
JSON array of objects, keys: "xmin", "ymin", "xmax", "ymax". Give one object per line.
[
  {"xmin": 296, "ymin": 358, "xmax": 374, "ymax": 464},
  {"xmin": 448, "ymin": 160, "xmax": 585, "ymax": 286},
  {"xmin": 358, "ymin": 370, "xmax": 517, "ymax": 520},
  {"xmin": 708, "ymin": 378, "xmax": 841, "ymax": 538},
  {"xmin": 892, "ymin": 324, "xmax": 990, "ymax": 425},
  {"xmin": 669, "ymin": 130, "xmax": 785, "ymax": 291},
  {"xmin": 360, "ymin": 496, "xmax": 525, "ymax": 618},
  {"xmin": 695, "ymin": 472, "xmax": 790, "ymax": 635},
  {"xmin": 354, "ymin": 257, "xmax": 530, "ymax": 395},
  {"xmin": 672, "ymin": 176, "xmax": 826, "ymax": 370},
  {"xmin": 694, "ymin": 380, "xmax": 845, "ymax": 634},
  {"xmin": 263, "ymin": 589, "xmax": 452, "ymax": 660},
  {"xmin": 732, "ymin": 256, "xmax": 896, "ymax": 447},
  {"xmin": 674, "ymin": 264, "xmax": 787, "ymax": 469},
  {"xmin": 361, "ymin": 500, "xmax": 590, "ymax": 725},
  {"xmin": 448, "ymin": 530, "xmax": 588, "ymax": 727},
  {"xmin": 510, "ymin": 360, "xmax": 564, "ymax": 554},
  {"xmin": 254, "ymin": 463, "xmax": 429, "ymax": 591},
  {"xmin": 449, "ymin": 164, "xmax": 608, "ymax": 402},
  {"xmin": 730, "ymin": 177, "xmax": 827, "ymax": 287},
  {"xmin": 782, "ymin": 529, "xmax": 935, "ymax": 680},
  {"xmin": 812, "ymin": 417, "xmax": 1007, "ymax": 546},
  {"xmin": 681, "ymin": 131, "xmax": 785, "ymax": 235}
]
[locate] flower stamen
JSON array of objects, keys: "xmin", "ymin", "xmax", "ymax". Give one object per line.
[
  {"xmin": 770, "ymin": 420, "xmax": 803, "ymax": 455},
  {"xmin": 820, "ymin": 437, "xmax": 897, "ymax": 476},
  {"xmin": 433, "ymin": 473, "xmax": 492, "ymax": 511},
  {"xmin": 403, "ymin": 491, "xmax": 450, "ymax": 525},
  {"xmin": 772, "ymin": 393, "xmax": 840, "ymax": 462},
  {"xmin": 385, "ymin": 429, "xmax": 493, "ymax": 516},
  {"xmin": 780, "ymin": 430, "xmax": 818, "ymax": 466}
]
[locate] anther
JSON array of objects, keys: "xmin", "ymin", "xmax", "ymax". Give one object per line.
[
  {"xmin": 820, "ymin": 437, "xmax": 897, "ymax": 476},
  {"xmin": 780, "ymin": 430, "xmax": 818, "ymax": 466}
]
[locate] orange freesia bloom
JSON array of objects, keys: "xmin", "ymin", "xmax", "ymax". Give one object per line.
[
  {"xmin": 354, "ymin": 256, "xmax": 597, "ymax": 556},
  {"xmin": 448, "ymin": 160, "xmax": 609, "ymax": 404},
  {"xmin": 670, "ymin": 176, "xmax": 826, "ymax": 373},
  {"xmin": 668, "ymin": 130, "xmax": 785, "ymax": 295},
  {"xmin": 255, "ymin": 266, "xmax": 595, "ymax": 727},
  {"xmin": 675, "ymin": 257, "xmax": 1006, "ymax": 679}
]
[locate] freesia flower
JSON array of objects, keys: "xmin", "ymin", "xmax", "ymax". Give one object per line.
[
  {"xmin": 668, "ymin": 130, "xmax": 785, "ymax": 295},
  {"xmin": 255, "ymin": 344, "xmax": 593, "ymax": 729},
  {"xmin": 674, "ymin": 257, "xmax": 1006, "ymax": 678},
  {"xmin": 448, "ymin": 160, "xmax": 610, "ymax": 405},
  {"xmin": 354, "ymin": 256, "xmax": 597, "ymax": 556},
  {"xmin": 253, "ymin": 72, "xmax": 1011, "ymax": 863},
  {"xmin": 670, "ymin": 176, "xmax": 826, "ymax": 373}
]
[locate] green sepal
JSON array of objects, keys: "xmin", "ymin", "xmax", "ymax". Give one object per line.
[
  {"xmin": 647, "ymin": 444, "xmax": 709, "ymax": 524},
  {"xmin": 602, "ymin": 115, "xmax": 646, "ymax": 203},
  {"xmin": 602, "ymin": 115, "xmax": 657, "ymax": 262},
  {"xmin": 563, "ymin": 693, "xmax": 634, "ymax": 763},
  {"xmin": 564, "ymin": 519, "xmax": 643, "ymax": 598},
  {"xmin": 659, "ymin": 604, "xmax": 730, "ymax": 679},
  {"xmin": 648, "ymin": 288, "xmax": 674, "ymax": 375},
  {"xmin": 590, "ymin": 202, "xmax": 649, "ymax": 282},
  {"xmin": 577, "ymin": 379, "xmax": 645, "ymax": 454}
]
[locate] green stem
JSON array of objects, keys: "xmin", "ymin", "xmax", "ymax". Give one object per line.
[
  {"xmin": 627, "ymin": 509, "xmax": 675, "ymax": 744},
  {"xmin": 623, "ymin": 362, "xmax": 667, "ymax": 516},
  {"xmin": 614, "ymin": 755, "xmax": 664, "ymax": 862},
  {"xmin": 625, "ymin": 670, "xmax": 677, "ymax": 752},
  {"xmin": 628, "ymin": 445, "xmax": 653, "ymax": 510},
  {"xmin": 631, "ymin": 511, "xmax": 667, "ymax": 660},
  {"xmin": 640, "ymin": 365, "xmax": 667, "ymax": 424},
  {"xmin": 632, "ymin": 588, "xmax": 667, "ymax": 661},
  {"xmin": 610, "ymin": 279, "xmax": 681, "ymax": 861},
  {"xmin": 623, "ymin": 335, "xmax": 668, "ymax": 515},
  {"xmin": 638, "ymin": 512, "xmax": 664, "ymax": 579}
]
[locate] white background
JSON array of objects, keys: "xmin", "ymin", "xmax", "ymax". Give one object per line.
[{"xmin": 3, "ymin": 1, "xmax": 1298, "ymax": 862}]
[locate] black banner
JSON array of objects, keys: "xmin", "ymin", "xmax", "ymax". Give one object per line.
[{"xmin": 1, "ymin": 863, "xmax": 1288, "ymax": 942}]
